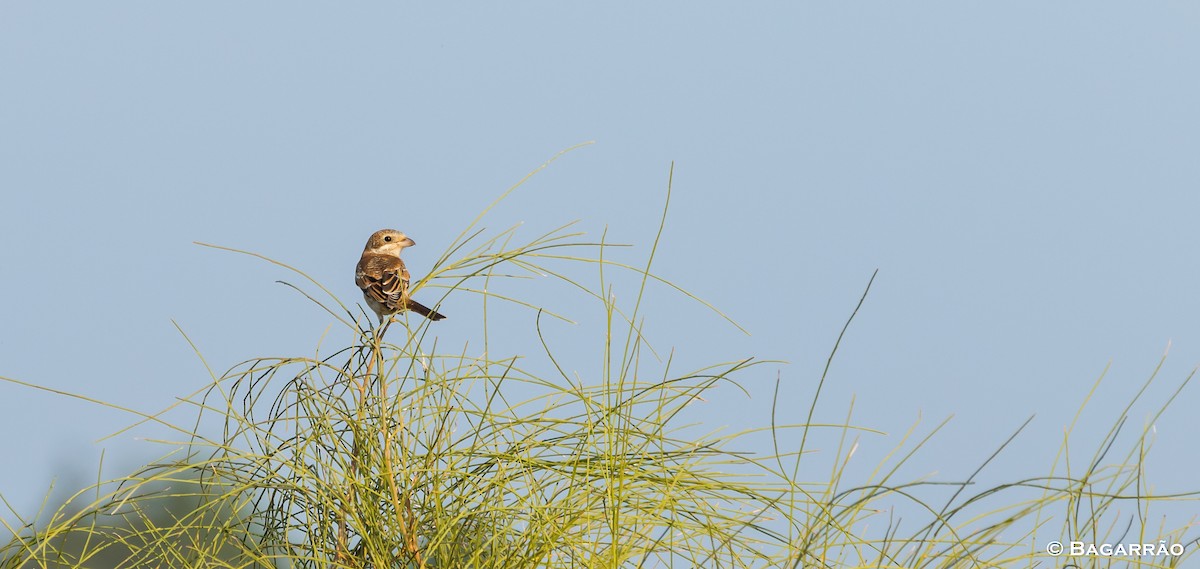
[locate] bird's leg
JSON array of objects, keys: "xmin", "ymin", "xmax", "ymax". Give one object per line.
[{"xmin": 378, "ymin": 315, "xmax": 395, "ymax": 339}]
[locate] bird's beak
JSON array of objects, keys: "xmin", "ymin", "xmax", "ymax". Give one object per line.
[{"xmin": 402, "ymin": 237, "xmax": 416, "ymax": 247}]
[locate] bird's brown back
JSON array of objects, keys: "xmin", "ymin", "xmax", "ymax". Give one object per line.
[{"xmin": 355, "ymin": 253, "xmax": 411, "ymax": 310}]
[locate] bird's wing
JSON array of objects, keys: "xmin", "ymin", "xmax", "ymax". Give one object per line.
[{"xmin": 355, "ymin": 254, "xmax": 410, "ymax": 310}]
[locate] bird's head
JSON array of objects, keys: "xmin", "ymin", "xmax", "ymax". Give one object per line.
[{"xmin": 364, "ymin": 229, "xmax": 415, "ymax": 254}]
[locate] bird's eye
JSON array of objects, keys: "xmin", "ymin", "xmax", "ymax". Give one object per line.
[{"xmin": 384, "ymin": 236, "xmax": 392, "ymax": 242}]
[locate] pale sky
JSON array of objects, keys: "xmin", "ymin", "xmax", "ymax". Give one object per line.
[{"xmin": 2, "ymin": 2, "xmax": 1197, "ymax": 543}]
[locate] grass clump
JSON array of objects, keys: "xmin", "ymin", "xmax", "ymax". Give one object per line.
[{"xmin": 2, "ymin": 159, "xmax": 1197, "ymax": 568}]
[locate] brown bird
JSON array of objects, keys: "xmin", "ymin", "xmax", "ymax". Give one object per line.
[{"xmin": 355, "ymin": 229, "xmax": 446, "ymax": 323}]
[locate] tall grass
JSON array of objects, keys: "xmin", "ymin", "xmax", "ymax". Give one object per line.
[{"xmin": 2, "ymin": 160, "xmax": 1197, "ymax": 568}]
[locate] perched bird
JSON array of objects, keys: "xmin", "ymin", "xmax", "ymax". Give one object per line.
[{"xmin": 355, "ymin": 229, "xmax": 446, "ymax": 323}]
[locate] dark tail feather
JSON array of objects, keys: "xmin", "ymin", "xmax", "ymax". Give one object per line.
[{"xmin": 407, "ymin": 300, "xmax": 447, "ymax": 321}]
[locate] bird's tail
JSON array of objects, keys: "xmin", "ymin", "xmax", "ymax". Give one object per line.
[{"xmin": 406, "ymin": 300, "xmax": 447, "ymax": 321}]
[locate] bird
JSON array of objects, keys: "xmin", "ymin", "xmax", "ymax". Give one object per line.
[{"xmin": 355, "ymin": 229, "xmax": 446, "ymax": 324}]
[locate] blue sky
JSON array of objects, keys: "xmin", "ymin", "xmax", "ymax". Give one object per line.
[{"xmin": 2, "ymin": 2, "xmax": 1197, "ymax": 542}]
